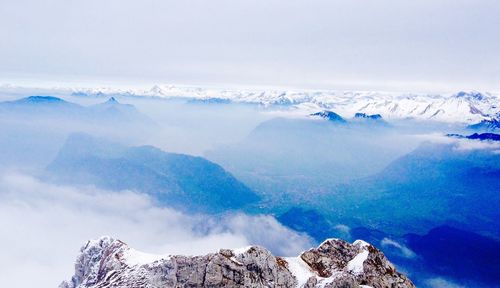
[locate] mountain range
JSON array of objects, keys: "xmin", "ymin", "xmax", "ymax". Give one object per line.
[
  {"xmin": 40, "ymin": 85, "xmax": 499, "ymax": 124},
  {"xmin": 0, "ymin": 95, "xmax": 156, "ymax": 170},
  {"xmin": 2, "ymin": 84, "xmax": 498, "ymax": 124},
  {"xmin": 0, "ymin": 95, "xmax": 151, "ymax": 124}
]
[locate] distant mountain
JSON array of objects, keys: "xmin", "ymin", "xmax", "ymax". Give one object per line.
[
  {"xmin": 310, "ymin": 110, "xmax": 347, "ymax": 123},
  {"xmin": 468, "ymin": 119, "xmax": 500, "ymax": 131},
  {"xmin": 47, "ymin": 133, "xmax": 259, "ymax": 213},
  {"xmin": 354, "ymin": 112, "xmax": 383, "ymax": 120},
  {"xmin": 467, "ymin": 133, "xmax": 500, "ymax": 141},
  {"xmin": 0, "ymin": 96, "xmax": 156, "ymax": 171},
  {"xmin": 4, "ymin": 86, "xmax": 499, "ymax": 123},
  {"xmin": 0, "ymin": 95, "xmax": 153, "ymax": 125},
  {"xmin": 6, "ymin": 95, "xmax": 72, "ymax": 105},
  {"xmin": 406, "ymin": 226, "xmax": 500, "ymax": 285},
  {"xmin": 310, "ymin": 111, "xmax": 388, "ymax": 126},
  {"xmin": 352, "ymin": 112, "xmax": 388, "ymax": 126},
  {"xmin": 448, "ymin": 133, "xmax": 500, "ymax": 141},
  {"xmin": 60, "ymin": 85, "xmax": 500, "ymax": 123},
  {"xmin": 60, "ymin": 236, "xmax": 414, "ymax": 288},
  {"xmin": 205, "ymin": 117, "xmax": 416, "ymax": 206},
  {"xmin": 188, "ymin": 97, "xmax": 232, "ymax": 104},
  {"xmin": 0, "ymin": 95, "xmax": 82, "ymax": 112},
  {"xmin": 87, "ymin": 97, "xmax": 152, "ymax": 123},
  {"xmin": 317, "ymin": 141, "xmax": 500, "ymax": 237}
]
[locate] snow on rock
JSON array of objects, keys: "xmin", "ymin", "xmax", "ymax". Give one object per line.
[
  {"xmin": 284, "ymin": 256, "xmax": 316, "ymax": 287},
  {"xmin": 65, "ymin": 85, "xmax": 500, "ymax": 124},
  {"xmin": 347, "ymin": 250, "xmax": 369, "ymax": 274},
  {"xmin": 4, "ymin": 83, "xmax": 496, "ymax": 123},
  {"xmin": 60, "ymin": 237, "xmax": 415, "ymax": 288},
  {"xmin": 123, "ymin": 248, "xmax": 170, "ymax": 266}
]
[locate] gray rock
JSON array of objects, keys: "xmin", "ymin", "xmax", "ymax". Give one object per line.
[{"xmin": 61, "ymin": 237, "xmax": 415, "ymax": 288}]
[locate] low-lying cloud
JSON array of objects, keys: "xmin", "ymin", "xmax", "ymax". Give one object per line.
[
  {"xmin": 0, "ymin": 172, "xmax": 312, "ymax": 288},
  {"xmin": 424, "ymin": 277, "xmax": 466, "ymax": 288},
  {"xmin": 380, "ymin": 238, "xmax": 416, "ymax": 259}
]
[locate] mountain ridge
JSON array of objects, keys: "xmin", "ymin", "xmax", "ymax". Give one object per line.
[
  {"xmin": 47, "ymin": 133, "xmax": 260, "ymax": 213},
  {"xmin": 2, "ymin": 85, "xmax": 498, "ymax": 123},
  {"xmin": 60, "ymin": 236, "xmax": 414, "ymax": 288},
  {"xmin": 60, "ymin": 85, "xmax": 500, "ymax": 123}
]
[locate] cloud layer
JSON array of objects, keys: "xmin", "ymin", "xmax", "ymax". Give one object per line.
[{"xmin": 0, "ymin": 173, "xmax": 312, "ymax": 288}]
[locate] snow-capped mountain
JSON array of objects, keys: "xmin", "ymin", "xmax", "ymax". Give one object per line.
[
  {"xmin": 60, "ymin": 236, "xmax": 414, "ymax": 288},
  {"xmin": 2, "ymin": 83, "xmax": 498, "ymax": 123},
  {"xmin": 309, "ymin": 110, "xmax": 347, "ymax": 123},
  {"xmin": 468, "ymin": 119, "xmax": 500, "ymax": 131},
  {"xmin": 66, "ymin": 85, "xmax": 499, "ymax": 123}
]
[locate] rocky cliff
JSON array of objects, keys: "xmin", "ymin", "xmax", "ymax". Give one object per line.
[{"xmin": 61, "ymin": 237, "xmax": 414, "ymax": 288}]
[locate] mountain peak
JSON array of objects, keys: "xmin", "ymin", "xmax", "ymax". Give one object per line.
[
  {"xmin": 105, "ymin": 97, "xmax": 118, "ymax": 104},
  {"xmin": 25, "ymin": 95, "xmax": 65, "ymax": 102},
  {"xmin": 454, "ymin": 91, "xmax": 486, "ymax": 101},
  {"xmin": 60, "ymin": 236, "xmax": 415, "ymax": 288},
  {"xmin": 310, "ymin": 110, "xmax": 347, "ymax": 123},
  {"xmin": 468, "ymin": 118, "xmax": 499, "ymax": 131},
  {"xmin": 354, "ymin": 112, "xmax": 383, "ymax": 120},
  {"xmin": 0, "ymin": 95, "xmax": 79, "ymax": 110}
]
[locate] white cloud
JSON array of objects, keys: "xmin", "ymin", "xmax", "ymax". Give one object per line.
[
  {"xmin": 454, "ymin": 139, "xmax": 500, "ymax": 152},
  {"xmin": 220, "ymin": 214, "xmax": 313, "ymax": 256},
  {"xmin": 414, "ymin": 133, "xmax": 500, "ymax": 152},
  {"xmin": 0, "ymin": 173, "xmax": 313, "ymax": 288},
  {"xmin": 424, "ymin": 277, "xmax": 465, "ymax": 288},
  {"xmin": 380, "ymin": 238, "xmax": 416, "ymax": 259}
]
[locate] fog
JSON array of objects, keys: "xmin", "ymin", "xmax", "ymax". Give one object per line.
[
  {"xmin": 0, "ymin": 172, "xmax": 312, "ymax": 287},
  {"xmin": 0, "ymin": 93, "xmax": 272, "ymax": 172},
  {"xmin": 0, "ymin": 92, "xmax": 498, "ymax": 287},
  {"xmin": 0, "ymin": 93, "xmax": 298, "ymax": 287}
]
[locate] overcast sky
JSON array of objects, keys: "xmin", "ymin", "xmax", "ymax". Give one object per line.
[{"xmin": 1, "ymin": 0, "xmax": 499, "ymax": 92}]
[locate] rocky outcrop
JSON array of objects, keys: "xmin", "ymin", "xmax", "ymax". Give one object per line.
[
  {"xmin": 447, "ymin": 132, "xmax": 500, "ymax": 141},
  {"xmin": 310, "ymin": 111, "xmax": 347, "ymax": 123},
  {"xmin": 354, "ymin": 113, "xmax": 383, "ymax": 120},
  {"xmin": 61, "ymin": 237, "xmax": 414, "ymax": 288}
]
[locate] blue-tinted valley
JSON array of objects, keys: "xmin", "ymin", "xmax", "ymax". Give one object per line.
[{"xmin": 0, "ymin": 93, "xmax": 498, "ymax": 287}]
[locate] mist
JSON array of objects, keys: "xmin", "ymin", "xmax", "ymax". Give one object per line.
[
  {"xmin": 0, "ymin": 91, "xmax": 498, "ymax": 287},
  {"xmin": 0, "ymin": 172, "xmax": 312, "ymax": 287}
]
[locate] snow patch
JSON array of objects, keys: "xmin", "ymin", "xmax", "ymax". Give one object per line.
[
  {"xmin": 353, "ymin": 239, "xmax": 370, "ymax": 248},
  {"xmin": 124, "ymin": 248, "xmax": 170, "ymax": 266},
  {"xmin": 347, "ymin": 250, "xmax": 369, "ymax": 275},
  {"xmin": 232, "ymin": 246, "xmax": 253, "ymax": 255},
  {"xmin": 284, "ymin": 256, "xmax": 315, "ymax": 287},
  {"xmin": 319, "ymin": 238, "xmax": 340, "ymax": 247}
]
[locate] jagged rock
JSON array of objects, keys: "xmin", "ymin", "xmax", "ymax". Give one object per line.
[{"xmin": 61, "ymin": 237, "xmax": 415, "ymax": 288}]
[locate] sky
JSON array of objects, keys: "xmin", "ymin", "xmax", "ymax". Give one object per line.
[{"xmin": 1, "ymin": 0, "xmax": 500, "ymax": 92}]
